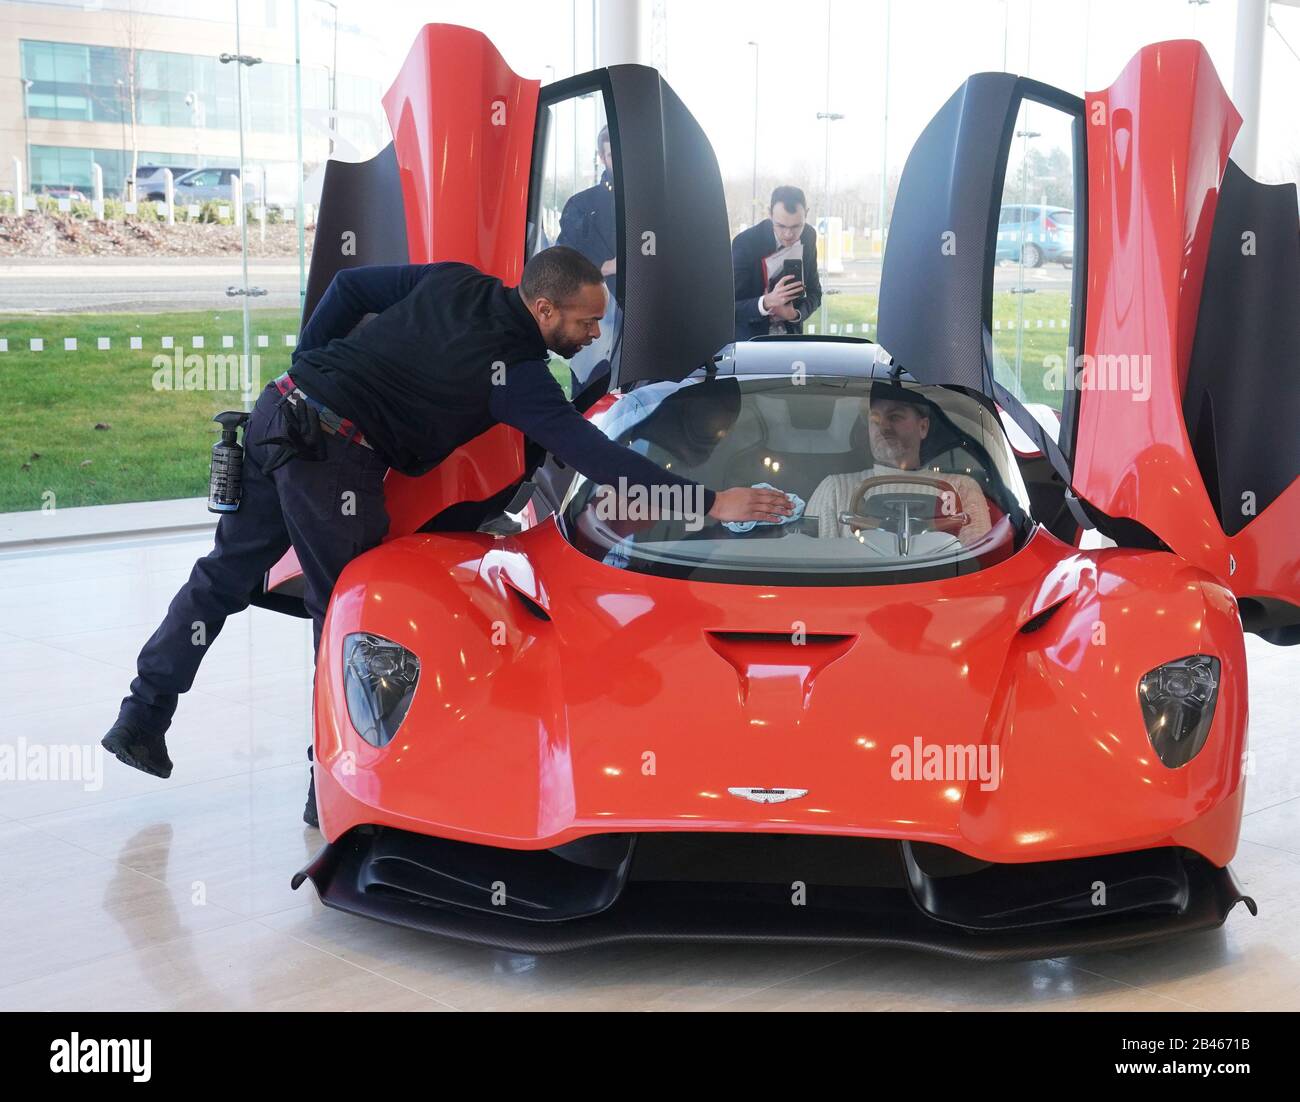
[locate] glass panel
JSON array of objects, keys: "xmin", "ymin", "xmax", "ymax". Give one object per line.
[
  {"xmin": 2, "ymin": 4, "xmax": 257, "ymax": 519},
  {"xmin": 560, "ymin": 375, "xmax": 1032, "ymax": 584},
  {"xmin": 232, "ymin": 0, "xmax": 299, "ymax": 416},
  {"xmin": 530, "ymin": 88, "xmax": 620, "ymax": 398},
  {"xmin": 30, "ymin": 146, "xmax": 95, "ymax": 191},
  {"xmin": 22, "ymin": 40, "xmax": 56, "ymax": 82},
  {"xmin": 54, "ymin": 43, "xmax": 89, "ymax": 83},
  {"xmin": 4, "ymin": 4, "xmax": 535, "ymax": 509},
  {"xmin": 21, "ymin": 39, "xmax": 132, "ymax": 123},
  {"xmin": 990, "ymin": 98, "xmax": 1078, "ymax": 412},
  {"xmin": 291, "ymin": 0, "xmax": 394, "ymax": 369}
]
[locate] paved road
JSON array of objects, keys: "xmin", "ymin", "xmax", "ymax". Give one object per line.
[
  {"xmin": 0, "ymin": 254, "xmax": 1073, "ymax": 314},
  {"xmin": 0, "ymin": 257, "xmax": 305, "ymax": 314}
]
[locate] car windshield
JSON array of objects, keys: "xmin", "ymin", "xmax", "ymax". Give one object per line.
[
  {"xmin": 1049, "ymin": 210, "xmax": 1073, "ymax": 227},
  {"xmin": 559, "ymin": 374, "xmax": 1035, "ymax": 585}
]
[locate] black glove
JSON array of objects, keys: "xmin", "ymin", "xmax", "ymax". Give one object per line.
[{"xmin": 252, "ymin": 396, "xmax": 327, "ymax": 473}]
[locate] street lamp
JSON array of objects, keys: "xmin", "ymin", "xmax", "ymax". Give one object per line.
[
  {"xmin": 816, "ymin": 110, "xmax": 845, "ymax": 221},
  {"xmin": 21, "ymin": 78, "xmax": 33, "ymax": 199},
  {"xmin": 314, "ymin": 0, "xmax": 339, "ymax": 158},
  {"xmin": 998, "ymin": 0, "xmax": 1009, "ymax": 71},
  {"xmin": 816, "ymin": 110, "xmax": 844, "ymax": 334},
  {"xmin": 878, "ymin": 0, "xmax": 892, "ymax": 253},
  {"xmin": 747, "ymin": 41, "xmax": 759, "ymax": 222},
  {"xmin": 1012, "ymin": 127, "xmax": 1041, "ymax": 389}
]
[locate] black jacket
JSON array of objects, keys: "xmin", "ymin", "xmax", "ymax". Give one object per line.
[
  {"xmin": 732, "ymin": 219, "xmax": 823, "ymax": 341},
  {"xmin": 288, "ymin": 262, "xmax": 713, "ymax": 512},
  {"xmin": 291, "ymin": 263, "xmax": 547, "ymax": 476},
  {"xmin": 558, "ymin": 171, "xmax": 616, "ymax": 293}
]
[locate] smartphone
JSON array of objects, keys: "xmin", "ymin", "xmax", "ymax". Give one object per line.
[
  {"xmin": 774, "ymin": 258, "xmax": 805, "ymax": 313},
  {"xmin": 766, "ymin": 258, "xmax": 804, "ymax": 293}
]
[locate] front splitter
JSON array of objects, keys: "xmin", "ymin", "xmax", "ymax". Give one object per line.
[{"xmin": 292, "ymin": 828, "xmax": 1256, "ymax": 961}]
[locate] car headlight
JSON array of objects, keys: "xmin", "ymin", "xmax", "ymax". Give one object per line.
[
  {"xmin": 1138, "ymin": 655, "xmax": 1221, "ymax": 768},
  {"xmin": 343, "ymin": 632, "xmax": 420, "ymax": 748}
]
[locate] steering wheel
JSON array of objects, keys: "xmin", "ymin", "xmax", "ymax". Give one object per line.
[{"xmin": 837, "ymin": 473, "xmax": 968, "ymax": 554}]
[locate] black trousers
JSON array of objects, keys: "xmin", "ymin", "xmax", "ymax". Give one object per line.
[{"xmin": 115, "ymin": 380, "xmax": 391, "ymax": 736}]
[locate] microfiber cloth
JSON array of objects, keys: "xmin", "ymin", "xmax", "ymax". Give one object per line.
[{"xmin": 723, "ymin": 482, "xmax": 806, "ymax": 534}]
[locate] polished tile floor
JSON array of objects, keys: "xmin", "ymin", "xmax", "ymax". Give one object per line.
[{"xmin": 1, "ymin": 530, "xmax": 1297, "ymax": 1011}]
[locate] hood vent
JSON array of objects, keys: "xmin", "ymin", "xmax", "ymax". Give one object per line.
[{"xmin": 1018, "ymin": 599, "xmax": 1068, "ymax": 635}]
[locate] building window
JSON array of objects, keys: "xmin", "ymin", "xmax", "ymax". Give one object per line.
[
  {"xmin": 19, "ymin": 37, "xmax": 384, "ymax": 152},
  {"xmin": 21, "ymin": 40, "xmax": 129, "ymax": 123},
  {"xmin": 30, "ymin": 145, "xmax": 109, "ymax": 191}
]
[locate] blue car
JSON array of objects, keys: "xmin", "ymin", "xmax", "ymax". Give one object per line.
[{"xmin": 995, "ymin": 204, "xmax": 1074, "ymax": 267}]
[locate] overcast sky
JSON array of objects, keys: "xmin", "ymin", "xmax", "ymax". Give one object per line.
[{"xmin": 319, "ymin": 0, "xmax": 1300, "ymax": 185}]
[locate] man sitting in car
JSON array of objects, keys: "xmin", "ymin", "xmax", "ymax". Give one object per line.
[{"xmin": 806, "ymin": 382, "xmax": 992, "ymax": 544}]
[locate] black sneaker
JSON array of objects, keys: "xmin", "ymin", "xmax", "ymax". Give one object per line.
[
  {"xmin": 303, "ymin": 771, "xmax": 319, "ymax": 828},
  {"xmin": 102, "ymin": 723, "xmax": 173, "ymax": 779}
]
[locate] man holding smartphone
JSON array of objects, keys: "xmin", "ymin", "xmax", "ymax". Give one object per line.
[{"xmin": 732, "ymin": 185, "xmax": 824, "ymax": 340}]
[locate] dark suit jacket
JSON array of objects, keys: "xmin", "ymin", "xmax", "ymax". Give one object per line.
[
  {"xmin": 732, "ymin": 219, "xmax": 823, "ymax": 341},
  {"xmin": 557, "ymin": 171, "xmax": 617, "ymax": 295}
]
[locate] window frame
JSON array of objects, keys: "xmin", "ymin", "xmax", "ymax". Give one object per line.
[{"xmin": 985, "ymin": 80, "xmax": 1089, "ymax": 461}]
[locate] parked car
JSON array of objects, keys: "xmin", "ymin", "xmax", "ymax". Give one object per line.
[
  {"xmin": 146, "ymin": 166, "xmax": 257, "ymax": 203},
  {"xmin": 273, "ymin": 27, "xmax": 1296, "ymax": 958},
  {"xmin": 133, "ymin": 163, "xmax": 195, "ymax": 196},
  {"xmin": 41, "ymin": 185, "xmax": 87, "ymax": 202},
  {"xmin": 995, "ymin": 203, "xmax": 1074, "ymax": 267}
]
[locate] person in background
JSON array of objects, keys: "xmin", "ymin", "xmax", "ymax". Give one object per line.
[
  {"xmin": 558, "ymin": 125, "xmax": 617, "ymax": 293},
  {"xmin": 732, "ymin": 185, "xmax": 823, "ymax": 340},
  {"xmin": 557, "ymin": 126, "xmax": 619, "ymax": 388}
]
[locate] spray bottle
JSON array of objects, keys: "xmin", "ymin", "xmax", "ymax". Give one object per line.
[{"xmin": 208, "ymin": 411, "xmax": 251, "ymax": 513}]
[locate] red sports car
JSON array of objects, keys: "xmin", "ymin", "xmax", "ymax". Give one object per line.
[{"xmin": 277, "ymin": 26, "xmax": 1298, "ymax": 958}]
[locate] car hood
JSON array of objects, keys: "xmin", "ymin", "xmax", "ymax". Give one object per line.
[{"xmin": 315, "ymin": 521, "xmax": 1245, "ymax": 865}]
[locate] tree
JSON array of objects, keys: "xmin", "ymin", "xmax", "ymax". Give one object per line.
[
  {"xmin": 1005, "ymin": 145, "xmax": 1075, "ymax": 209},
  {"xmin": 112, "ymin": 0, "xmax": 152, "ymax": 201}
]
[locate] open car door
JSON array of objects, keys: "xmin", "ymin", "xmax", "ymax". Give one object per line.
[
  {"xmin": 260, "ymin": 23, "xmax": 733, "ymax": 610},
  {"xmin": 876, "ymin": 40, "xmax": 1299, "ymax": 642}
]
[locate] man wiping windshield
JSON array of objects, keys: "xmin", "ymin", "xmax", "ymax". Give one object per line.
[{"xmin": 102, "ymin": 246, "xmax": 791, "ymax": 825}]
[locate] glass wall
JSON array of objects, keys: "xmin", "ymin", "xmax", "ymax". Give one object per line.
[
  {"xmin": 0, "ymin": 0, "xmax": 562, "ymax": 517},
  {"xmin": 3, "ymin": 0, "xmax": 332, "ymax": 516},
  {"xmin": 657, "ymin": 0, "xmax": 1300, "ymax": 343},
  {"xmin": 3, "ymin": 0, "xmax": 1296, "ymax": 517}
]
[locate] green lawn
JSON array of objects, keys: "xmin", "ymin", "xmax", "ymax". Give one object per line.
[
  {"xmin": 0, "ymin": 308, "xmax": 575, "ymax": 513},
  {"xmin": 0, "ymin": 310, "xmax": 300, "ymax": 513},
  {"xmin": 0, "ymin": 292, "xmax": 1073, "ymax": 513},
  {"xmin": 812, "ymin": 288, "xmax": 1075, "ymax": 408}
]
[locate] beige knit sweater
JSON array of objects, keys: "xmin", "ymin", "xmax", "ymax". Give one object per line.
[{"xmin": 804, "ymin": 466, "xmax": 993, "ymax": 544}]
